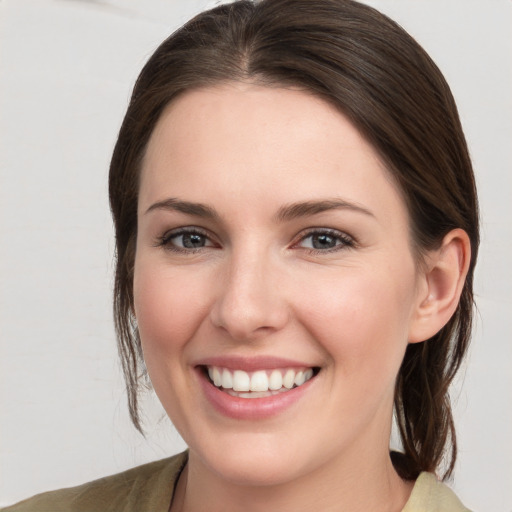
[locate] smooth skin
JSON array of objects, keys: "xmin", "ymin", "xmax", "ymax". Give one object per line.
[{"xmin": 133, "ymin": 83, "xmax": 470, "ymax": 512}]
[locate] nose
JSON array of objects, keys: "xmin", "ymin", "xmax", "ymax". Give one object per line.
[{"xmin": 210, "ymin": 250, "xmax": 289, "ymax": 341}]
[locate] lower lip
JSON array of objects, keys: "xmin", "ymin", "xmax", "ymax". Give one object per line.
[{"xmin": 197, "ymin": 369, "xmax": 315, "ymax": 420}]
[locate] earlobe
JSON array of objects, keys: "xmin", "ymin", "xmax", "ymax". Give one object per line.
[{"xmin": 408, "ymin": 229, "xmax": 471, "ymax": 344}]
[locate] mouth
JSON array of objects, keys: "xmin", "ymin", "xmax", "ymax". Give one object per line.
[{"xmin": 203, "ymin": 366, "xmax": 319, "ymax": 399}]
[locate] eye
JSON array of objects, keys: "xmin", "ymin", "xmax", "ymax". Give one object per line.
[
  {"xmin": 156, "ymin": 227, "xmax": 216, "ymax": 253},
  {"xmin": 296, "ymin": 229, "xmax": 355, "ymax": 252}
]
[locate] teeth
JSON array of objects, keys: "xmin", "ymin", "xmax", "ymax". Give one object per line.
[
  {"xmin": 207, "ymin": 366, "xmax": 315, "ymax": 394},
  {"xmin": 269, "ymin": 370, "xmax": 283, "ymax": 390},
  {"xmin": 233, "ymin": 370, "xmax": 250, "ymax": 392},
  {"xmin": 283, "ymin": 369, "xmax": 295, "ymax": 389},
  {"xmin": 221, "ymin": 369, "xmax": 233, "ymax": 389},
  {"xmin": 212, "ymin": 367, "xmax": 222, "ymax": 387},
  {"xmin": 294, "ymin": 370, "xmax": 305, "ymax": 386},
  {"xmin": 250, "ymin": 371, "xmax": 269, "ymax": 392}
]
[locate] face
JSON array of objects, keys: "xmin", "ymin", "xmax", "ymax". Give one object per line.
[{"xmin": 134, "ymin": 83, "xmax": 425, "ymax": 486}]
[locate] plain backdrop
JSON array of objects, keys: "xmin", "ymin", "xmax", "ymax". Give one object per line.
[{"xmin": 0, "ymin": 0, "xmax": 511, "ymax": 510}]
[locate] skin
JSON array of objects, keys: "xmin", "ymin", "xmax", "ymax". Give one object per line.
[{"xmin": 133, "ymin": 83, "xmax": 469, "ymax": 512}]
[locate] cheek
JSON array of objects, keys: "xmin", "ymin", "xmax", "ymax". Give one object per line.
[
  {"xmin": 133, "ymin": 259, "xmax": 211, "ymax": 361},
  {"xmin": 297, "ymin": 264, "xmax": 416, "ymax": 381}
]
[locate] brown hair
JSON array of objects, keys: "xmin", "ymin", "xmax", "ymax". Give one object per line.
[{"xmin": 109, "ymin": 0, "xmax": 479, "ymax": 481}]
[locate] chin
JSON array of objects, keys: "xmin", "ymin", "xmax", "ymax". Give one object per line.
[
  {"xmin": 189, "ymin": 431, "xmax": 314, "ymax": 487},
  {"xmin": 211, "ymin": 454, "xmax": 306, "ymax": 487}
]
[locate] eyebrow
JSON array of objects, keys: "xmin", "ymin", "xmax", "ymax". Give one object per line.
[
  {"xmin": 144, "ymin": 197, "xmax": 374, "ymax": 221},
  {"xmin": 144, "ymin": 198, "xmax": 218, "ymax": 219},
  {"xmin": 274, "ymin": 199, "xmax": 374, "ymax": 222}
]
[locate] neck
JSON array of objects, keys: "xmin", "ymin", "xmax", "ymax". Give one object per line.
[{"xmin": 171, "ymin": 442, "xmax": 413, "ymax": 512}]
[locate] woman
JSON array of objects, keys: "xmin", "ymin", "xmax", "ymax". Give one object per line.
[{"xmin": 3, "ymin": 0, "xmax": 478, "ymax": 510}]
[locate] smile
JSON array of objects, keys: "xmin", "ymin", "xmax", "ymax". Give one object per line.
[
  {"xmin": 206, "ymin": 366, "xmax": 316, "ymax": 398},
  {"xmin": 196, "ymin": 358, "xmax": 320, "ymax": 419}
]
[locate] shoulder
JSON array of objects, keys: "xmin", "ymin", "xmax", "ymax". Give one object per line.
[
  {"xmin": 1, "ymin": 451, "xmax": 188, "ymax": 512},
  {"xmin": 402, "ymin": 472, "xmax": 472, "ymax": 512}
]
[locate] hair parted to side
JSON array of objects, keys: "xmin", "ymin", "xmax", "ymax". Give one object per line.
[{"xmin": 109, "ymin": 0, "xmax": 479, "ymax": 481}]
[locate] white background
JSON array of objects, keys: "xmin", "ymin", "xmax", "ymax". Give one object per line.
[{"xmin": 0, "ymin": 1, "xmax": 510, "ymax": 510}]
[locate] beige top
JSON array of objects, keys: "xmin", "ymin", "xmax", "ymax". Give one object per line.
[
  {"xmin": 402, "ymin": 472, "xmax": 471, "ymax": 511},
  {"xmin": 1, "ymin": 452, "xmax": 471, "ymax": 511}
]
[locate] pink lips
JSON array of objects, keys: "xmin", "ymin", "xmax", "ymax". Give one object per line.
[{"xmin": 194, "ymin": 356, "xmax": 317, "ymax": 420}]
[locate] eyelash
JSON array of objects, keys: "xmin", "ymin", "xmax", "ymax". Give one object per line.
[
  {"xmin": 155, "ymin": 227, "xmax": 215, "ymax": 254},
  {"xmin": 294, "ymin": 228, "xmax": 356, "ymax": 253},
  {"xmin": 154, "ymin": 227, "xmax": 356, "ymax": 254}
]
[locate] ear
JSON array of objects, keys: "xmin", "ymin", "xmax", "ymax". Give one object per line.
[{"xmin": 408, "ymin": 228, "xmax": 471, "ymax": 344}]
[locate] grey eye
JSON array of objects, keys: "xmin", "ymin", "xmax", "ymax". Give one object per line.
[
  {"xmin": 309, "ymin": 233, "xmax": 339, "ymax": 249},
  {"xmin": 179, "ymin": 233, "xmax": 207, "ymax": 249},
  {"xmin": 296, "ymin": 229, "xmax": 354, "ymax": 252},
  {"xmin": 300, "ymin": 233, "xmax": 341, "ymax": 250},
  {"xmin": 160, "ymin": 228, "xmax": 215, "ymax": 251}
]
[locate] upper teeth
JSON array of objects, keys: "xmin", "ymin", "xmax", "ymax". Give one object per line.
[{"xmin": 207, "ymin": 367, "xmax": 314, "ymax": 392}]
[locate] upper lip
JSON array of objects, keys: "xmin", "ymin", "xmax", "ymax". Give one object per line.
[{"xmin": 193, "ymin": 356, "xmax": 318, "ymax": 372}]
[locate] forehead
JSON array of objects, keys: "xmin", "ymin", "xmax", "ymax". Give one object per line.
[{"xmin": 139, "ymin": 83, "xmax": 407, "ymax": 227}]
